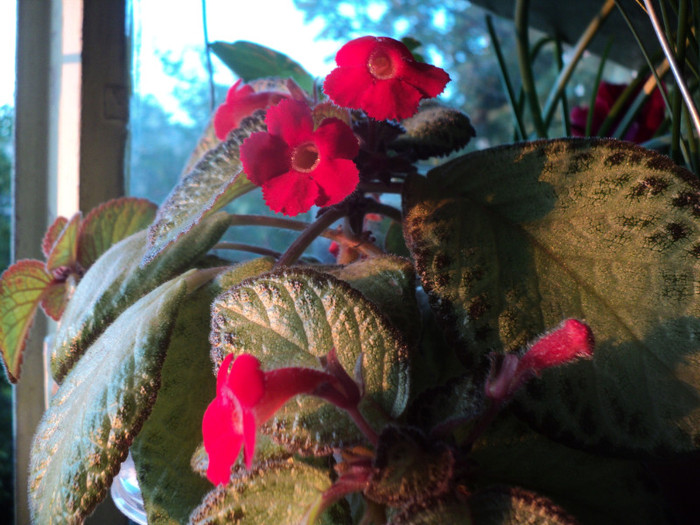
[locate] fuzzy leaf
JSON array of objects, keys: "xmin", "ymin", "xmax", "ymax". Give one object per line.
[
  {"xmin": 28, "ymin": 274, "xmax": 188, "ymax": 524},
  {"xmin": 403, "ymin": 138, "xmax": 700, "ymax": 455},
  {"xmin": 327, "ymin": 255, "xmax": 421, "ymax": 345},
  {"xmin": 142, "ymin": 112, "xmax": 266, "ymax": 265},
  {"xmin": 211, "ymin": 40, "xmax": 314, "ymax": 93},
  {"xmin": 40, "ymin": 281, "xmax": 70, "ymax": 321},
  {"xmin": 389, "ymin": 496, "xmax": 474, "ymax": 525},
  {"xmin": 210, "ymin": 268, "xmax": 410, "ymax": 454},
  {"xmin": 42, "ymin": 216, "xmax": 68, "ymax": 258},
  {"xmin": 468, "ymin": 487, "xmax": 578, "ymax": 525},
  {"xmin": 130, "ymin": 284, "xmax": 218, "ymax": 524},
  {"xmin": 471, "ymin": 413, "xmax": 668, "ymax": 524},
  {"xmin": 77, "ymin": 197, "xmax": 157, "ymax": 269},
  {"xmin": 45, "ymin": 212, "xmax": 81, "ymax": 273},
  {"xmin": 52, "ymin": 212, "xmax": 230, "ymax": 382},
  {"xmin": 0, "ymin": 260, "xmax": 52, "ymax": 382},
  {"xmin": 392, "ymin": 103, "xmax": 476, "ymax": 160},
  {"xmin": 189, "ymin": 459, "xmax": 343, "ymax": 525}
]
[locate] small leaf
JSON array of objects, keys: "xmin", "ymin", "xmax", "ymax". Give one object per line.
[
  {"xmin": 143, "ymin": 112, "xmax": 266, "ymax": 265},
  {"xmin": 189, "ymin": 459, "xmax": 342, "ymax": 525},
  {"xmin": 77, "ymin": 197, "xmax": 157, "ymax": 269},
  {"xmin": 468, "ymin": 486, "xmax": 578, "ymax": 525},
  {"xmin": 42, "ymin": 216, "xmax": 68, "ymax": 258},
  {"xmin": 45, "ymin": 212, "xmax": 81, "ymax": 273},
  {"xmin": 211, "ymin": 40, "xmax": 314, "ymax": 93},
  {"xmin": 52, "ymin": 212, "xmax": 230, "ymax": 382},
  {"xmin": 403, "ymin": 138, "xmax": 700, "ymax": 455},
  {"xmin": 40, "ymin": 281, "xmax": 70, "ymax": 321},
  {"xmin": 392, "ymin": 103, "xmax": 476, "ymax": 160},
  {"xmin": 28, "ymin": 273, "xmax": 188, "ymax": 524},
  {"xmin": 0, "ymin": 260, "xmax": 53, "ymax": 382},
  {"xmin": 210, "ymin": 268, "xmax": 410, "ymax": 454}
]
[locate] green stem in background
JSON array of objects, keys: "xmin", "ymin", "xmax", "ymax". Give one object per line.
[
  {"xmin": 275, "ymin": 207, "xmax": 348, "ymax": 267},
  {"xmin": 683, "ymin": 103, "xmax": 700, "ymax": 174},
  {"xmin": 586, "ymin": 39, "xmax": 614, "ymax": 136},
  {"xmin": 486, "ymin": 14, "xmax": 528, "ymax": 140},
  {"xmin": 542, "ymin": 0, "xmax": 616, "ymax": 130},
  {"xmin": 644, "ymin": 0, "xmax": 700, "ymax": 142},
  {"xmin": 553, "ymin": 37, "xmax": 571, "ymax": 136},
  {"xmin": 671, "ymin": 0, "xmax": 689, "ymax": 164},
  {"xmin": 514, "ymin": 0, "xmax": 547, "ymax": 137},
  {"xmin": 212, "ymin": 242, "xmax": 282, "ymax": 259}
]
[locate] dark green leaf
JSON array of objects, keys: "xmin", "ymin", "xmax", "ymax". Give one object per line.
[
  {"xmin": 468, "ymin": 486, "xmax": 578, "ymax": 525},
  {"xmin": 402, "ymin": 138, "xmax": 700, "ymax": 455},
  {"xmin": 211, "ymin": 40, "xmax": 314, "ymax": 93}
]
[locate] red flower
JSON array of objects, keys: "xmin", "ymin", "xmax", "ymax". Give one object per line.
[
  {"xmin": 240, "ymin": 99, "xmax": 360, "ymax": 216},
  {"xmin": 324, "ymin": 36, "xmax": 450, "ymax": 121},
  {"xmin": 202, "ymin": 352, "xmax": 363, "ymax": 485},
  {"xmin": 570, "ymin": 81, "xmax": 665, "ymax": 143},
  {"xmin": 214, "ymin": 80, "xmax": 288, "ymax": 140},
  {"xmin": 486, "ymin": 319, "xmax": 594, "ymax": 402}
]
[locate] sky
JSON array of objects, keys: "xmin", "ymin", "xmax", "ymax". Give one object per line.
[{"xmin": 1, "ymin": 0, "xmax": 341, "ymax": 107}]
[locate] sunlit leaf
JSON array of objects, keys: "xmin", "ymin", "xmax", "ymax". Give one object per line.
[
  {"xmin": 52, "ymin": 212, "xmax": 230, "ymax": 382},
  {"xmin": 211, "ymin": 40, "xmax": 315, "ymax": 93},
  {"xmin": 0, "ymin": 260, "xmax": 52, "ymax": 382},
  {"xmin": 210, "ymin": 268, "xmax": 410, "ymax": 454},
  {"xmin": 45, "ymin": 212, "xmax": 81, "ymax": 273},
  {"xmin": 42, "ymin": 216, "xmax": 68, "ymax": 258},
  {"xmin": 77, "ymin": 197, "xmax": 157, "ymax": 269},
  {"xmin": 28, "ymin": 274, "xmax": 188, "ymax": 524},
  {"xmin": 142, "ymin": 112, "xmax": 266, "ymax": 265},
  {"xmin": 189, "ymin": 459, "xmax": 344, "ymax": 525},
  {"xmin": 403, "ymin": 138, "xmax": 700, "ymax": 455},
  {"xmin": 468, "ymin": 486, "xmax": 578, "ymax": 525}
]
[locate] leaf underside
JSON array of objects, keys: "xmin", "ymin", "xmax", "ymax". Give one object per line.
[
  {"xmin": 28, "ymin": 275, "xmax": 187, "ymax": 524},
  {"xmin": 403, "ymin": 138, "xmax": 700, "ymax": 456}
]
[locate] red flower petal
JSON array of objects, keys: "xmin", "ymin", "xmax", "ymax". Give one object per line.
[
  {"xmin": 312, "ymin": 158, "xmax": 359, "ymax": 207},
  {"xmin": 265, "ymin": 99, "xmax": 314, "ymax": 146},
  {"xmin": 313, "ymin": 118, "xmax": 359, "ymax": 160},
  {"xmin": 225, "ymin": 79, "xmax": 254, "ymax": 103},
  {"xmin": 397, "ymin": 60, "xmax": 450, "ymax": 98},
  {"xmin": 229, "ymin": 353, "xmax": 265, "ymax": 408},
  {"xmin": 323, "ymin": 66, "xmax": 374, "ymax": 110},
  {"xmin": 361, "ymin": 79, "xmax": 424, "ymax": 121},
  {"xmin": 202, "ymin": 396, "xmax": 244, "ymax": 485},
  {"xmin": 242, "ymin": 409, "xmax": 258, "ymax": 469},
  {"xmin": 240, "ymin": 132, "xmax": 289, "ymax": 186},
  {"xmin": 334, "ymin": 35, "xmax": 379, "ymax": 67},
  {"xmin": 518, "ymin": 319, "xmax": 594, "ymax": 373},
  {"xmin": 262, "ymin": 170, "xmax": 319, "ymax": 216}
]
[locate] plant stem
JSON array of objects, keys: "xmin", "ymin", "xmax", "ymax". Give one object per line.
[
  {"xmin": 357, "ymin": 181, "xmax": 403, "ymax": 194},
  {"xmin": 364, "ymin": 200, "xmax": 402, "ymax": 223},
  {"xmin": 542, "ymin": 0, "xmax": 616, "ymax": 129},
  {"xmin": 515, "ymin": 0, "xmax": 547, "ymax": 137},
  {"xmin": 275, "ymin": 207, "xmax": 347, "ymax": 267},
  {"xmin": 212, "ymin": 242, "xmax": 282, "ymax": 259}
]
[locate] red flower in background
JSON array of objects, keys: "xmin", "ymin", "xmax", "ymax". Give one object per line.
[
  {"xmin": 240, "ymin": 99, "xmax": 359, "ymax": 216},
  {"xmin": 324, "ymin": 36, "xmax": 450, "ymax": 121},
  {"xmin": 570, "ymin": 81, "xmax": 665, "ymax": 143},
  {"xmin": 202, "ymin": 352, "xmax": 363, "ymax": 485},
  {"xmin": 214, "ymin": 80, "xmax": 288, "ymax": 140}
]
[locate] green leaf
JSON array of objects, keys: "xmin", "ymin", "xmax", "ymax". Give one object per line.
[
  {"xmin": 45, "ymin": 212, "xmax": 81, "ymax": 272},
  {"xmin": 402, "ymin": 138, "xmax": 700, "ymax": 455},
  {"xmin": 385, "ymin": 220, "xmax": 411, "ymax": 258},
  {"xmin": 142, "ymin": 112, "xmax": 266, "ymax": 265},
  {"xmin": 130, "ymin": 284, "xmax": 218, "ymax": 524},
  {"xmin": 0, "ymin": 260, "xmax": 52, "ymax": 382},
  {"xmin": 51, "ymin": 212, "xmax": 230, "ymax": 382},
  {"xmin": 28, "ymin": 273, "xmax": 188, "ymax": 524},
  {"xmin": 210, "ymin": 268, "xmax": 410, "ymax": 454},
  {"xmin": 77, "ymin": 197, "xmax": 157, "ymax": 269},
  {"xmin": 392, "ymin": 102, "xmax": 476, "ymax": 160},
  {"xmin": 390, "ymin": 496, "xmax": 474, "ymax": 524},
  {"xmin": 468, "ymin": 486, "xmax": 578, "ymax": 525},
  {"xmin": 211, "ymin": 40, "xmax": 314, "ymax": 93},
  {"xmin": 42, "ymin": 216, "xmax": 68, "ymax": 258},
  {"xmin": 326, "ymin": 255, "xmax": 421, "ymax": 345},
  {"xmin": 189, "ymin": 459, "xmax": 343, "ymax": 525},
  {"xmin": 471, "ymin": 412, "xmax": 668, "ymax": 524},
  {"xmin": 130, "ymin": 258, "xmax": 279, "ymax": 524}
]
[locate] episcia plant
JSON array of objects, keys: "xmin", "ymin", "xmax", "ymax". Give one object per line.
[{"xmin": 2, "ymin": 34, "xmax": 699, "ymax": 524}]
